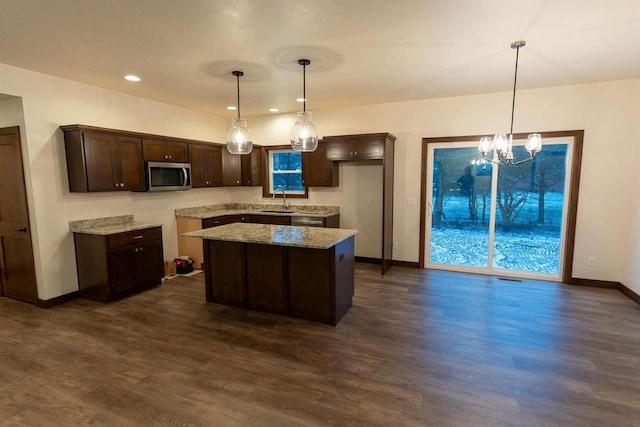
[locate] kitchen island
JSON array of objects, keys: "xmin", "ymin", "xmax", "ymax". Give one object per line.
[
  {"xmin": 175, "ymin": 203, "xmax": 340, "ymax": 268},
  {"xmin": 184, "ymin": 223, "xmax": 357, "ymax": 325}
]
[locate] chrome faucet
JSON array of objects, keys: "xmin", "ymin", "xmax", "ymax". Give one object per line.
[{"xmin": 273, "ymin": 188, "xmax": 289, "ymax": 210}]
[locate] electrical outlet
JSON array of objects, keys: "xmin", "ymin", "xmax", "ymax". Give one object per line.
[
  {"xmin": 368, "ymin": 196, "xmax": 374, "ymax": 205},
  {"xmin": 103, "ymin": 205, "xmax": 109, "ymax": 214},
  {"xmin": 587, "ymin": 257, "xmax": 596, "ymax": 267},
  {"xmin": 407, "ymin": 197, "xmax": 416, "ymax": 206},
  {"xmin": 393, "ymin": 242, "xmax": 399, "ymax": 250}
]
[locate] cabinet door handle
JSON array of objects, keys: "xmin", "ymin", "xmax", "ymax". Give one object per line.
[
  {"xmin": 139, "ymin": 247, "xmax": 144, "ymax": 252},
  {"xmin": 133, "ymin": 235, "xmax": 144, "ymax": 240},
  {"xmin": 135, "ymin": 248, "xmax": 139, "ymax": 252},
  {"xmin": 114, "ymin": 183, "xmax": 119, "ymax": 188}
]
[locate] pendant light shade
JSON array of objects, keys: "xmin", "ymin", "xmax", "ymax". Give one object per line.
[
  {"xmin": 478, "ymin": 41, "xmax": 542, "ymax": 165},
  {"xmin": 291, "ymin": 59, "xmax": 318, "ymax": 152},
  {"xmin": 226, "ymin": 70, "xmax": 253, "ymax": 155},
  {"xmin": 291, "ymin": 111, "xmax": 318, "ymax": 152}
]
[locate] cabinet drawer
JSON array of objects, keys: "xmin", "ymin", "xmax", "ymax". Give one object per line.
[
  {"xmin": 107, "ymin": 227, "xmax": 162, "ymax": 249},
  {"xmin": 202, "ymin": 214, "xmax": 248, "ymax": 229},
  {"xmin": 248, "ymin": 215, "xmax": 291, "ymax": 225}
]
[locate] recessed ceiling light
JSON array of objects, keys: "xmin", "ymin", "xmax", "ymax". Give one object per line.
[
  {"xmin": 124, "ymin": 74, "xmax": 141, "ymax": 82},
  {"xmin": 227, "ymin": 106, "xmax": 237, "ymax": 110},
  {"xmin": 296, "ymin": 97, "xmax": 306, "ymax": 103},
  {"xmin": 269, "ymin": 108, "xmax": 279, "ymax": 113}
]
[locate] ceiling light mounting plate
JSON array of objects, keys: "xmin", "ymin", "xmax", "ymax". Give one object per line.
[
  {"xmin": 511, "ymin": 40, "xmax": 526, "ymax": 49},
  {"xmin": 298, "ymin": 59, "xmax": 311, "ymax": 67},
  {"xmin": 232, "ymin": 70, "xmax": 244, "ymax": 77}
]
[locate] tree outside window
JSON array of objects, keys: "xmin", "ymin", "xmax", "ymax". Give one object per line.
[{"xmin": 263, "ymin": 146, "xmax": 308, "ymax": 197}]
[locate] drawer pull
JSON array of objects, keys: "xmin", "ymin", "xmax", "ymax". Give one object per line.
[{"xmin": 133, "ymin": 235, "xmax": 144, "ymax": 240}]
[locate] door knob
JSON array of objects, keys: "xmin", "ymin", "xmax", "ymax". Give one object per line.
[{"xmin": 17, "ymin": 227, "xmax": 28, "ymax": 233}]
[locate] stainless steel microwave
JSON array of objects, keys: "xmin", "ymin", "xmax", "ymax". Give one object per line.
[{"xmin": 145, "ymin": 161, "xmax": 191, "ymax": 191}]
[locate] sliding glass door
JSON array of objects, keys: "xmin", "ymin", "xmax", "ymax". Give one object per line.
[{"xmin": 426, "ymin": 137, "xmax": 573, "ymax": 280}]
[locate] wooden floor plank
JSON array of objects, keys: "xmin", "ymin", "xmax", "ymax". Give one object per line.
[{"xmin": 1, "ymin": 264, "xmax": 640, "ymax": 426}]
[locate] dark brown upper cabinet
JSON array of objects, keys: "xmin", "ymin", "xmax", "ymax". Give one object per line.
[
  {"xmin": 62, "ymin": 125, "xmax": 146, "ymax": 192},
  {"xmin": 189, "ymin": 143, "xmax": 223, "ymax": 188},
  {"xmin": 324, "ymin": 133, "xmax": 390, "ymax": 161},
  {"xmin": 222, "ymin": 147, "xmax": 262, "ymax": 186},
  {"xmin": 302, "ymin": 139, "xmax": 339, "ymax": 187},
  {"xmin": 142, "ymin": 138, "xmax": 189, "ymax": 163}
]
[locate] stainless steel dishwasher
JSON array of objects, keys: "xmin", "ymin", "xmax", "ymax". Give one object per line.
[{"xmin": 290, "ymin": 216, "xmax": 324, "ymax": 227}]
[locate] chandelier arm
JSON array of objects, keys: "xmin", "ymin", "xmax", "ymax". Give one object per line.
[
  {"xmin": 481, "ymin": 155, "xmax": 503, "ymax": 166},
  {"xmin": 512, "ymin": 155, "xmax": 534, "ymax": 166}
]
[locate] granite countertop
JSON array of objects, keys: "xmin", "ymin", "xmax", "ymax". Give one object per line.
[
  {"xmin": 175, "ymin": 203, "xmax": 339, "ymax": 219},
  {"xmin": 69, "ymin": 215, "xmax": 162, "ymax": 235},
  {"xmin": 183, "ymin": 223, "xmax": 357, "ymax": 249}
]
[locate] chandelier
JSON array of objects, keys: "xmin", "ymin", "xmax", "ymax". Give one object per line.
[{"xmin": 479, "ymin": 41, "xmax": 542, "ymax": 165}]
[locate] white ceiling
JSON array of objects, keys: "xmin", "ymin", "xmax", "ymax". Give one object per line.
[{"xmin": 1, "ymin": 0, "xmax": 639, "ymax": 117}]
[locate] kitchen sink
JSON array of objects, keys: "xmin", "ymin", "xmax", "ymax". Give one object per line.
[{"xmin": 260, "ymin": 209, "xmax": 294, "ymax": 214}]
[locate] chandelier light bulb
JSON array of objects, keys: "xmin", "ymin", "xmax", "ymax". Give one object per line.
[{"xmin": 526, "ymin": 133, "xmax": 542, "ymax": 155}]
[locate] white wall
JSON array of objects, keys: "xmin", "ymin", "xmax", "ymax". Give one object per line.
[
  {"xmin": 0, "ymin": 63, "xmax": 231, "ymax": 300},
  {"xmin": 622, "ymin": 125, "xmax": 640, "ymax": 294},
  {"xmin": 1, "ymin": 59, "xmax": 638, "ymax": 300},
  {"xmin": 248, "ymin": 79, "xmax": 640, "ymax": 291}
]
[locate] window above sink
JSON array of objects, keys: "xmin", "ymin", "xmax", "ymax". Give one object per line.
[{"xmin": 263, "ymin": 145, "xmax": 308, "ymax": 199}]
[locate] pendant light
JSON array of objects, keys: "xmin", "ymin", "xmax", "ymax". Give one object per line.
[
  {"xmin": 226, "ymin": 70, "xmax": 253, "ymax": 155},
  {"xmin": 290, "ymin": 59, "xmax": 318, "ymax": 152},
  {"xmin": 479, "ymin": 41, "xmax": 542, "ymax": 165}
]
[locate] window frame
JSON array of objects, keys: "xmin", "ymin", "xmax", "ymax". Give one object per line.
[{"xmin": 262, "ymin": 145, "xmax": 308, "ymax": 199}]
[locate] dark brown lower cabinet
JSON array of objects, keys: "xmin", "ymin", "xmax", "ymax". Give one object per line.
[
  {"xmin": 288, "ymin": 238, "xmax": 354, "ymax": 324},
  {"xmin": 204, "ymin": 240, "xmax": 245, "ymax": 306},
  {"xmin": 246, "ymin": 244, "xmax": 287, "ymax": 313},
  {"xmin": 73, "ymin": 227, "xmax": 164, "ymax": 302},
  {"xmin": 203, "ymin": 236, "xmax": 355, "ymax": 325}
]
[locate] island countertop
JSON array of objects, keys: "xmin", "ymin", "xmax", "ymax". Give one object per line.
[{"xmin": 183, "ymin": 222, "xmax": 357, "ymax": 250}]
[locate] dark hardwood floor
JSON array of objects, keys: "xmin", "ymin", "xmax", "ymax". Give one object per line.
[{"xmin": 1, "ymin": 264, "xmax": 640, "ymax": 426}]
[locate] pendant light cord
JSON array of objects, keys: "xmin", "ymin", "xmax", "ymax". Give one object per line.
[
  {"xmin": 298, "ymin": 59, "xmax": 311, "ymax": 113},
  {"xmin": 303, "ymin": 62, "xmax": 307, "ymax": 112},
  {"xmin": 510, "ymin": 44, "xmax": 520, "ymax": 135},
  {"xmin": 231, "ymin": 70, "xmax": 244, "ymax": 120},
  {"xmin": 236, "ymin": 73, "xmax": 241, "ymax": 119}
]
